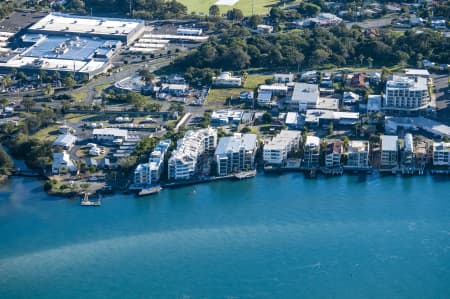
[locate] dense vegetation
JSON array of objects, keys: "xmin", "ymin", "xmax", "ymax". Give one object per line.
[
  {"xmin": 176, "ymin": 23, "xmax": 450, "ymax": 73},
  {"xmin": 65, "ymin": 0, "xmax": 187, "ymax": 19}
]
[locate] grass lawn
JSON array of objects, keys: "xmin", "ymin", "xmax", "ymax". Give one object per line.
[
  {"xmin": 205, "ymin": 74, "xmax": 273, "ymax": 108},
  {"xmin": 95, "ymin": 82, "xmax": 112, "ymax": 94},
  {"xmin": 71, "ymin": 89, "xmax": 89, "ymax": 102},
  {"xmin": 32, "ymin": 125, "xmax": 60, "ymax": 141},
  {"xmin": 244, "ymin": 74, "xmax": 273, "ymax": 89},
  {"xmin": 178, "ymin": 0, "xmax": 282, "ymax": 16}
]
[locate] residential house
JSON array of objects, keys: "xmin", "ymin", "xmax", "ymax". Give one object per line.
[
  {"xmin": 212, "ymin": 72, "xmax": 242, "ymax": 88},
  {"xmin": 53, "ymin": 134, "xmax": 77, "ymax": 150},
  {"xmin": 325, "ymin": 141, "xmax": 343, "ymax": 168},
  {"xmin": 346, "ymin": 140, "xmax": 370, "ymax": 169},
  {"xmin": 343, "ymin": 91, "xmax": 360, "ymax": 105},
  {"xmin": 303, "ymin": 136, "xmax": 320, "ymax": 169},
  {"xmin": 380, "ymin": 135, "xmax": 399, "ymax": 168},
  {"xmin": 274, "ymin": 73, "xmax": 294, "ymax": 84},
  {"xmin": 350, "ymin": 73, "xmax": 367, "ymax": 89},
  {"xmin": 432, "ymin": 142, "xmax": 450, "ymax": 167},
  {"xmin": 52, "ymin": 151, "xmax": 77, "ymax": 174}
]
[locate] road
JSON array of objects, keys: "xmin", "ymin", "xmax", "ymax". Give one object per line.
[{"xmin": 62, "ymin": 57, "xmax": 173, "ymax": 106}]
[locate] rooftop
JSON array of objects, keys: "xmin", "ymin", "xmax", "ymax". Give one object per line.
[
  {"xmin": 215, "ymin": 133, "xmax": 257, "ymax": 155},
  {"xmin": 291, "ymin": 83, "xmax": 319, "ymax": 103},
  {"xmin": 381, "ymin": 135, "xmax": 398, "ymax": 152},
  {"xmin": 29, "ymin": 13, "xmax": 144, "ymax": 37},
  {"xmin": 348, "ymin": 140, "xmax": 369, "ymax": 153}
]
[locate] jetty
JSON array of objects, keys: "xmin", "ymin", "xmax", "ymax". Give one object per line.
[
  {"xmin": 234, "ymin": 170, "xmax": 257, "ymax": 180},
  {"xmin": 138, "ymin": 186, "xmax": 162, "ymax": 196},
  {"xmin": 80, "ymin": 193, "xmax": 101, "ymax": 206}
]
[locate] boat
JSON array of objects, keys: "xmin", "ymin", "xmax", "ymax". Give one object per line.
[
  {"xmin": 233, "ymin": 170, "xmax": 257, "ymax": 180},
  {"xmin": 80, "ymin": 193, "xmax": 101, "ymax": 206},
  {"xmin": 138, "ymin": 185, "xmax": 162, "ymax": 196}
]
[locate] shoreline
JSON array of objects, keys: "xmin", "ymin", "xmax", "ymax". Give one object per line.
[{"xmin": 15, "ymin": 166, "xmax": 448, "ymax": 199}]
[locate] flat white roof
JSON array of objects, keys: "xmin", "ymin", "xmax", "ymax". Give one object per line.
[
  {"xmin": 381, "ymin": 135, "xmax": 398, "ymax": 152},
  {"xmin": 93, "ymin": 128, "xmax": 128, "ymax": 137},
  {"xmin": 292, "ymin": 83, "xmax": 319, "ymax": 103},
  {"xmin": 0, "ymin": 55, "xmax": 107, "ymax": 74},
  {"xmin": 305, "ymin": 135, "xmax": 320, "ymax": 147},
  {"xmin": 29, "ymin": 13, "xmax": 144, "ymax": 36},
  {"xmin": 215, "ymin": 134, "xmax": 257, "ymax": 155},
  {"xmin": 405, "ymin": 69, "xmax": 430, "ymax": 77}
]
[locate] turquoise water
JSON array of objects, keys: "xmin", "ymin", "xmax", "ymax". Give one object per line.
[{"xmin": 0, "ymin": 174, "xmax": 450, "ymax": 299}]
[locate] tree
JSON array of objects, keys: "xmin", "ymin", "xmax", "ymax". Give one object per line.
[
  {"xmin": 138, "ymin": 69, "xmax": 155, "ymax": 83},
  {"xmin": 22, "ymin": 98, "xmax": 35, "ymax": 112},
  {"xmin": 262, "ymin": 112, "xmax": 273, "ymax": 124},
  {"xmin": 248, "ymin": 15, "xmax": 262, "ymax": 29},
  {"xmin": 63, "ymin": 75, "xmax": 77, "ymax": 87},
  {"xmin": 44, "ymin": 84, "xmax": 54, "ymax": 96},
  {"xmin": 367, "ymin": 57, "xmax": 374, "ymax": 68},
  {"xmin": 209, "ymin": 5, "xmax": 220, "ymax": 17},
  {"xmin": 0, "ymin": 145, "xmax": 13, "ymax": 175},
  {"xmin": 226, "ymin": 8, "xmax": 244, "ymax": 22}
]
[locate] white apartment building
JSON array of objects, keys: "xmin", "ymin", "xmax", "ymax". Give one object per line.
[
  {"xmin": 303, "ymin": 136, "xmax": 320, "ymax": 169},
  {"xmin": 134, "ymin": 139, "xmax": 171, "ymax": 186},
  {"xmin": 52, "ymin": 151, "xmax": 77, "ymax": 174},
  {"xmin": 325, "ymin": 141, "xmax": 343, "ymax": 168},
  {"xmin": 384, "ymin": 75, "xmax": 430, "ymax": 113},
  {"xmin": 432, "ymin": 142, "xmax": 450, "ymax": 166},
  {"xmin": 346, "ymin": 140, "xmax": 370, "ymax": 169},
  {"xmin": 168, "ymin": 128, "xmax": 217, "ymax": 180},
  {"xmin": 380, "ymin": 135, "xmax": 399, "ymax": 168},
  {"xmin": 215, "ymin": 134, "xmax": 258, "ymax": 176},
  {"xmin": 263, "ymin": 130, "xmax": 301, "ymax": 165}
]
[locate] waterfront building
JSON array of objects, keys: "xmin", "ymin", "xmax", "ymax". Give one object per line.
[
  {"xmin": 212, "ymin": 72, "xmax": 242, "ymax": 88},
  {"xmin": 346, "ymin": 140, "xmax": 370, "ymax": 169},
  {"xmin": 52, "ymin": 151, "xmax": 77, "ymax": 174},
  {"xmin": 303, "ymin": 136, "xmax": 320, "ymax": 169},
  {"xmin": 383, "ymin": 75, "xmax": 430, "ymax": 114},
  {"xmin": 325, "ymin": 141, "xmax": 343, "ymax": 168},
  {"xmin": 134, "ymin": 139, "xmax": 171, "ymax": 186},
  {"xmin": 263, "ymin": 130, "xmax": 301, "ymax": 165},
  {"xmin": 215, "ymin": 134, "xmax": 258, "ymax": 176},
  {"xmin": 168, "ymin": 128, "xmax": 217, "ymax": 180},
  {"xmin": 432, "ymin": 142, "xmax": 450, "ymax": 166},
  {"xmin": 401, "ymin": 133, "xmax": 415, "ymax": 173},
  {"xmin": 380, "ymin": 135, "xmax": 399, "ymax": 168}
]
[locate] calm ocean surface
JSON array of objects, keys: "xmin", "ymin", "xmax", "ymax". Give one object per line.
[{"xmin": 0, "ymin": 174, "xmax": 449, "ymax": 299}]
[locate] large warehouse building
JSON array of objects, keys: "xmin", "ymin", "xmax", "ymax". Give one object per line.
[
  {"xmin": 28, "ymin": 13, "xmax": 145, "ymax": 45},
  {"xmin": 0, "ymin": 13, "xmax": 145, "ymax": 79}
]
